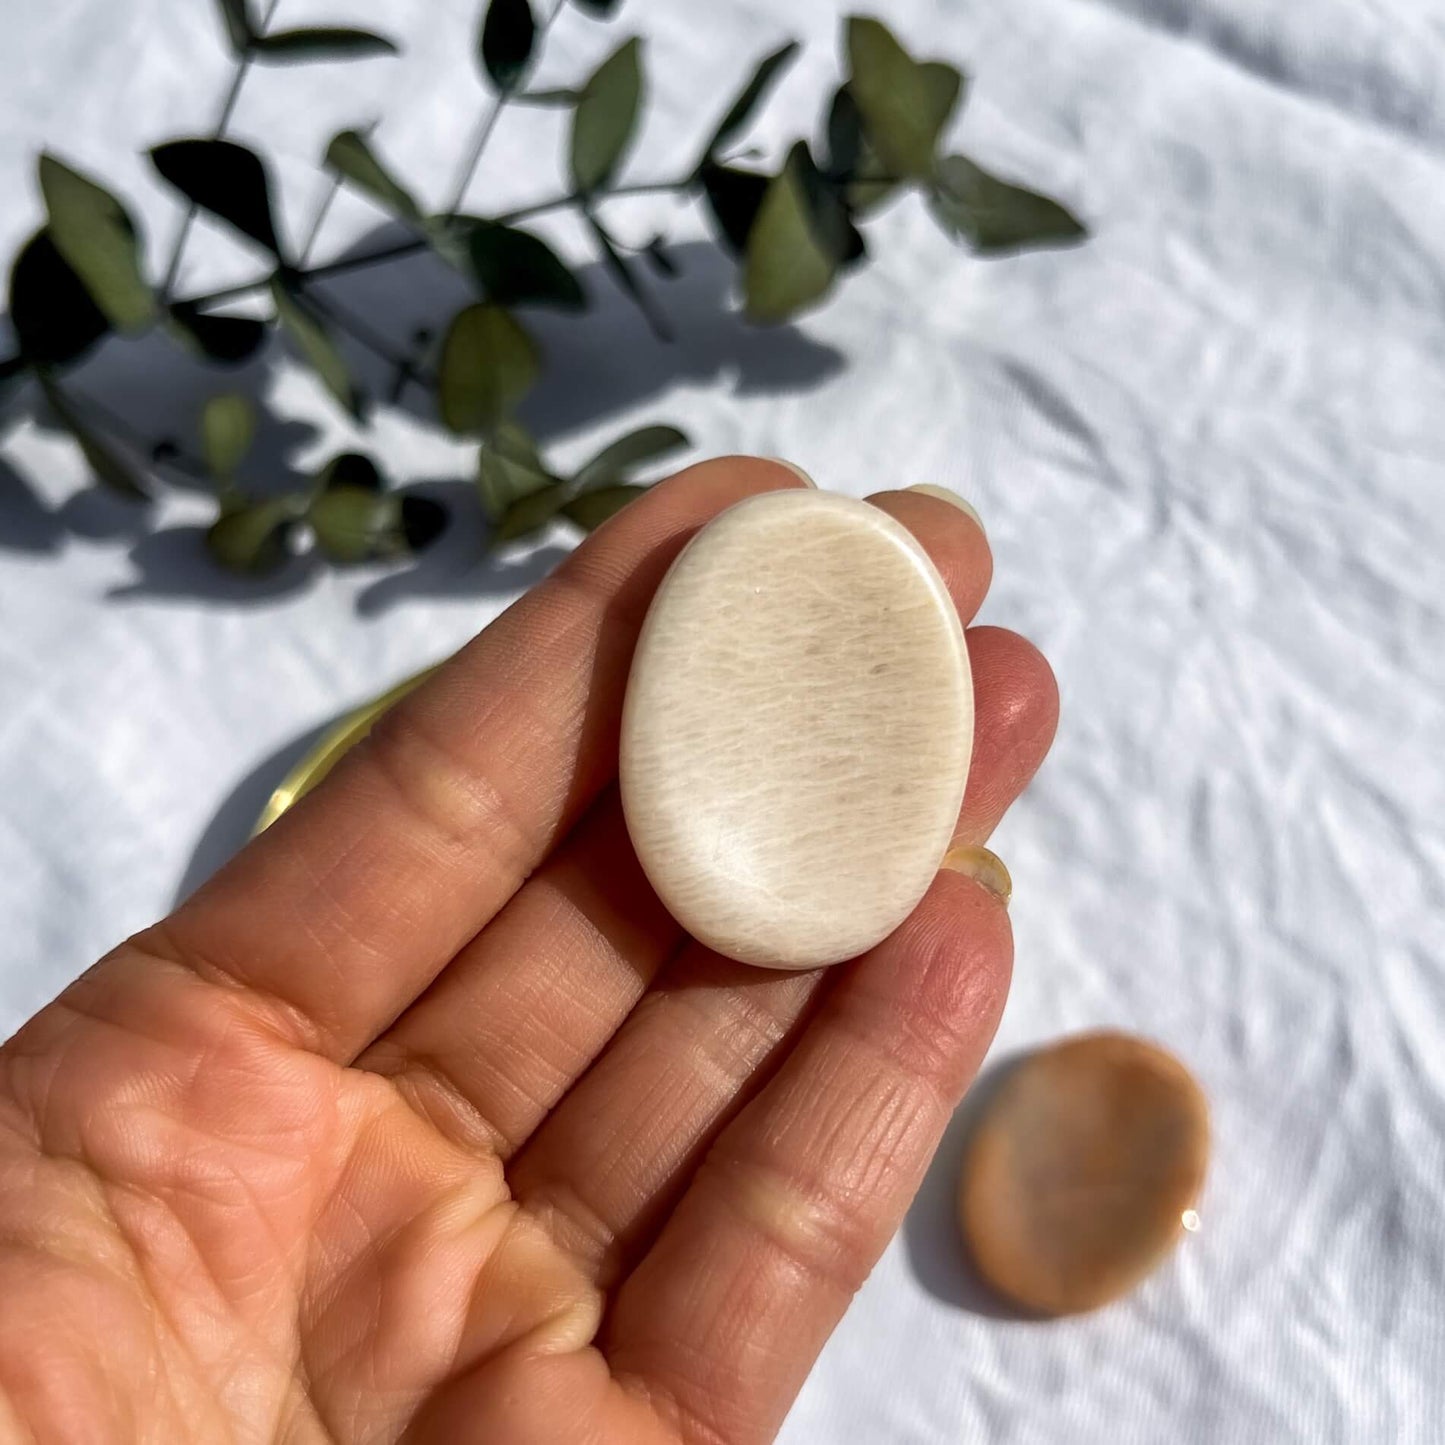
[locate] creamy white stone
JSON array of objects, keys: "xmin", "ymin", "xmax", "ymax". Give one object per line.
[{"xmin": 620, "ymin": 489, "xmax": 973, "ymax": 969}]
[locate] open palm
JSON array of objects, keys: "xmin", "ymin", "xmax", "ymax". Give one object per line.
[{"xmin": 0, "ymin": 459, "xmax": 1056, "ymax": 1444}]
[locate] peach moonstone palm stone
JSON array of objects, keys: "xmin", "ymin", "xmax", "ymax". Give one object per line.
[
  {"xmin": 959, "ymin": 1032, "xmax": 1211, "ymax": 1315},
  {"xmin": 619, "ymin": 489, "xmax": 973, "ymax": 970}
]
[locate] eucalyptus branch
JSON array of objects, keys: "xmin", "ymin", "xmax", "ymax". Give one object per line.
[
  {"xmin": 446, "ymin": 0, "xmax": 568, "ymax": 215},
  {"xmin": 159, "ymin": 0, "xmax": 284, "ymax": 300},
  {"xmin": 180, "ymin": 176, "xmax": 696, "ymax": 312},
  {"xmin": 1, "ymin": 8, "xmax": 1090, "ymax": 577}
]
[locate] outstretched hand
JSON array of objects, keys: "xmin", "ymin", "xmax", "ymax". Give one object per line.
[{"xmin": 0, "ymin": 460, "xmax": 1057, "ymax": 1444}]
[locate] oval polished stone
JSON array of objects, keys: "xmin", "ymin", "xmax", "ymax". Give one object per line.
[
  {"xmin": 620, "ymin": 489, "xmax": 972, "ymax": 969},
  {"xmin": 958, "ymin": 1032, "xmax": 1210, "ymax": 1315}
]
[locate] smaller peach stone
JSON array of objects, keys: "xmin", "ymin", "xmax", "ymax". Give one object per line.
[{"xmin": 957, "ymin": 1032, "xmax": 1210, "ymax": 1316}]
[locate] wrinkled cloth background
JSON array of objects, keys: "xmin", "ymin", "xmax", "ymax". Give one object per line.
[{"xmin": 2, "ymin": 1, "xmax": 1442, "ymax": 1440}]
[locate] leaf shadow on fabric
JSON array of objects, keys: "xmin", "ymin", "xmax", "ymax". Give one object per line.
[{"xmin": 0, "ymin": 228, "xmax": 844, "ymax": 605}]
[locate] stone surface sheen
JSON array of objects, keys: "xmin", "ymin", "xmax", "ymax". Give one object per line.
[
  {"xmin": 620, "ymin": 490, "xmax": 972, "ymax": 969},
  {"xmin": 958, "ymin": 1032, "xmax": 1211, "ymax": 1316}
]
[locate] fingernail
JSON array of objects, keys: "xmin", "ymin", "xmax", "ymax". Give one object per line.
[
  {"xmin": 906, "ymin": 484, "xmax": 985, "ymax": 537},
  {"xmin": 941, "ymin": 844, "xmax": 1012, "ymax": 906},
  {"xmin": 767, "ymin": 458, "xmax": 817, "ymax": 488}
]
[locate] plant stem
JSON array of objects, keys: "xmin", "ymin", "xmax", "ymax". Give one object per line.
[
  {"xmin": 0, "ymin": 178, "xmax": 696, "ymax": 383},
  {"xmin": 159, "ymin": 0, "xmax": 284, "ymax": 301},
  {"xmin": 180, "ymin": 177, "xmax": 695, "ymax": 311},
  {"xmin": 443, "ymin": 0, "xmax": 567, "ymax": 215}
]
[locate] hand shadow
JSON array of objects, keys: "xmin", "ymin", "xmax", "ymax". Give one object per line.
[{"xmin": 900, "ymin": 1048, "xmax": 1039, "ymax": 1320}]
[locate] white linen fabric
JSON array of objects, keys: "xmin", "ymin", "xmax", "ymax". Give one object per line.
[{"xmin": 1, "ymin": 2, "xmax": 1441, "ymax": 1440}]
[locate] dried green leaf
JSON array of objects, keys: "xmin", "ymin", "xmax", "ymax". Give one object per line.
[
  {"xmin": 38, "ymin": 155, "xmax": 156, "ymax": 334},
  {"xmin": 251, "ymin": 27, "xmax": 398, "ymax": 61},
  {"xmin": 438, "ymin": 303, "xmax": 542, "ymax": 435},
  {"xmin": 794, "ymin": 144, "xmax": 865, "ymax": 270},
  {"xmin": 308, "ymin": 486, "xmax": 406, "ymax": 562},
  {"xmin": 570, "ymin": 38, "xmax": 643, "ymax": 193},
  {"xmin": 207, "ymin": 497, "xmax": 299, "ymax": 574},
  {"xmin": 8, "ymin": 229, "xmax": 110, "ymax": 367},
  {"xmin": 214, "ymin": 0, "xmax": 253, "ymax": 53},
  {"xmin": 564, "ymin": 482, "xmax": 647, "ymax": 531},
  {"xmin": 480, "ymin": 0, "xmax": 536, "ymax": 91},
  {"xmin": 930, "ymin": 155, "xmax": 1087, "ymax": 254},
  {"xmin": 743, "ymin": 144, "xmax": 839, "ymax": 324},
  {"xmin": 316, "ymin": 451, "xmax": 384, "ymax": 492},
  {"xmin": 168, "ymin": 303, "xmax": 269, "ymax": 363},
  {"xmin": 39, "ymin": 377, "xmax": 147, "ymax": 498},
  {"xmin": 270, "ymin": 280, "xmax": 364, "ymax": 419},
  {"xmin": 201, "ymin": 393, "xmax": 255, "ymax": 479},
  {"xmin": 151, "ymin": 139, "xmax": 282, "ymax": 255},
  {"xmin": 464, "ymin": 222, "xmax": 586, "ymax": 310},
  {"xmin": 572, "ymin": 423, "xmax": 688, "ymax": 490},
  {"xmin": 824, "ymin": 84, "xmax": 896, "ymax": 215},
  {"xmin": 476, "ymin": 427, "xmax": 553, "ymax": 520},
  {"xmin": 492, "ymin": 479, "xmax": 570, "ymax": 545},
  {"xmin": 698, "ymin": 42, "xmax": 799, "ymax": 165},
  {"xmin": 845, "ymin": 17, "xmax": 962, "ymax": 180},
  {"xmin": 698, "ymin": 162, "xmax": 769, "ymax": 256},
  {"xmin": 325, "ymin": 130, "xmax": 424, "ymax": 224}
]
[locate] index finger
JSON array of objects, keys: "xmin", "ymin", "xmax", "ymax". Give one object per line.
[{"xmin": 143, "ymin": 459, "xmax": 809, "ymax": 1060}]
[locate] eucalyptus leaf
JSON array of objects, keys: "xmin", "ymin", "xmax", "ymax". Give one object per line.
[
  {"xmin": 563, "ymin": 482, "xmax": 647, "ymax": 531},
  {"xmin": 308, "ymin": 486, "xmax": 409, "ymax": 562},
  {"xmin": 251, "ymin": 27, "xmax": 399, "ymax": 61},
  {"xmin": 792, "ymin": 143, "xmax": 865, "ymax": 270},
  {"xmin": 930, "ymin": 155, "xmax": 1087, "ymax": 254},
  {"xmin": 570, "ymin": 38, "xmax": 643, "ymax": 193},
  {"xmin": 270, "ymin": 280, "xmax": 364, "ymax": 418},
  {"xmin": 39, "ymin": 377, "xmax": 148, "ymax": 498},
  {"xmin": 465, "ymin": 222, "xmax": 586, "ymax": 309},
  {"xmin": 169, "ymin": 303, "xmax": 268, "ymax": 363},
  {"xmin": 824, "ymin": 84, "xmax": 896, "ymax": 215},
  {"xmin": 476, "ymin": 428, "xmax": 553, "ymax": 519},
  {"xmin": 698, "ymin": 162, "xmax": 769, "ymax": 256},
  {"xmin": 699, "ymin": 42, "xmax": 799, "ymax": 165},
  {"xmin": 206, "ymin": 497, "xmax": 300, "ymax": 574},
  {"xmin": 214, "ymin": 0, "xmax": 252, "ymax": 53},
  {"xmin": 325, "ymin": 130, "xmax": 424, "ymax": 225},
  {"xmin": 438, "ymin": 303, "xmax": 542, "ymax": 435},
  {"xmin": 572, "ymin": 423, "xmax": 688, "ymax": 490},
  {"xmin": 8, "ymin": 229, "xmax": 110, "ymax": 366},
  {"xmin": 316, "ymin": 451, "xmax": 384, "ymax": 492},
  {"xmin": 492, "ymin": 479, "xmax": 570, "ymax": 545},
  {"xmin": 201, "ymin": 392, "xmax": 255, "ymax": 479},
  {"xmin": 743, "ymin": 143, "xmax": 839, "ymax": 323},
  {"xmin": 151, "ymin": 139, "xmax": 282, "ymax": 255},
  {"xmin": 480, "ymin": 0, "xmax": 536, "ymax": 92},
  {"xmin": 845, "ymin": 17, "xmax": 962, "ymax": 180},
  {"xmin": 38, "ymin": 155, "xmax": 156, "ymax": 334}
]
